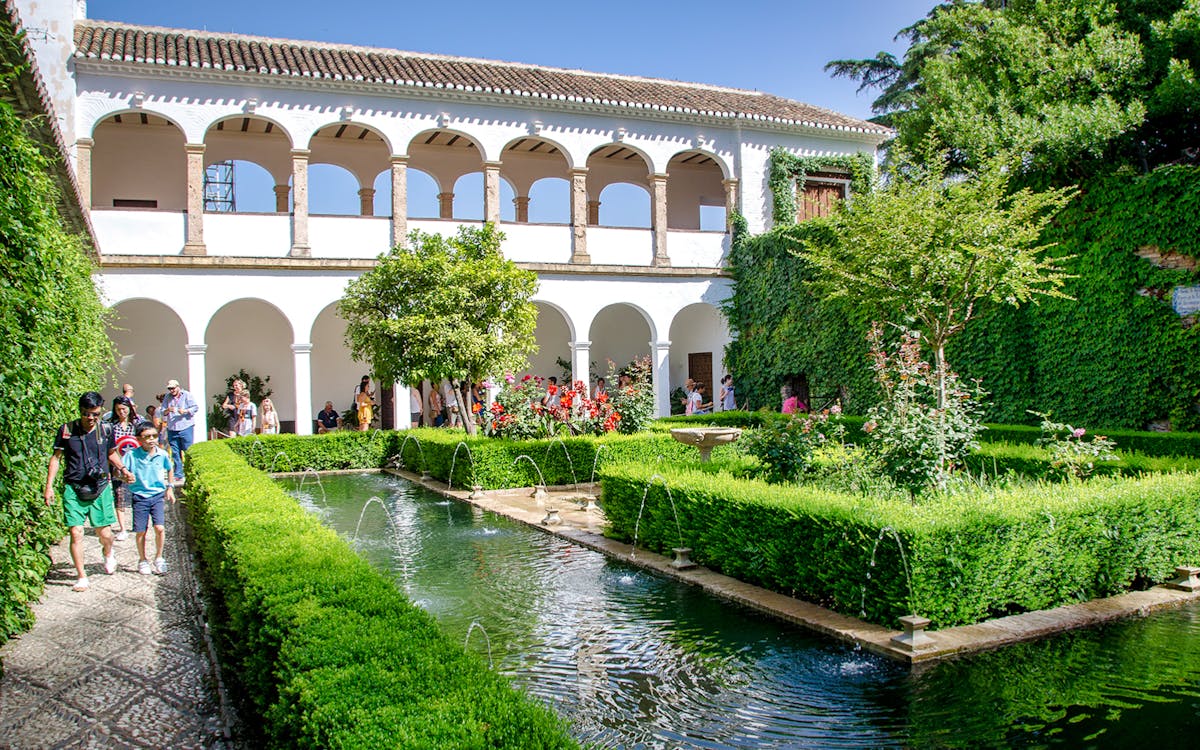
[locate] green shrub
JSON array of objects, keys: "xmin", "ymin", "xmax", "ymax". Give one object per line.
[
  {"xmin": 226, "ymin": 428, "xmax": 740, "ymax": 490},
  {"xmin": 0, "ymin": 89, "xmax": 112, "ymax": 643},
  {"xmin": 185, "ymin": 441, "xmax": 576, "ymax": 749},
  {"xmin": 598, "ymin": 462, "xmax": 1200, "ymax": 628}
]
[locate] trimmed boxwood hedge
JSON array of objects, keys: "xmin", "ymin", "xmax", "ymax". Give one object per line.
[
  {"xmin": 227, "ymin": 428, "xmax": 739, "ymax": 489},
  {"xmin": 185, "ymin": 440, "xmax": 577, "ymax": 749},
  {"xmin": 662, "ymin": 412, "xmax": 1200, "ymax": 458},
  {"xmin": 599, "ymin": 462, "xmax": 1200, "ymax": 628}
]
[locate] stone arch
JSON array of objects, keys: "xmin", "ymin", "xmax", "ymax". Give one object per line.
[
  {"xmin": 105, "ymin": 298, "xmax": 188, "ymax": 411},
  {"xmin": 407, "ymin": 129, "xmax": 486, "ymax": 219},
  {"xmin": 668, "ymin": 302, "xmax": 731, "ymax": 411},
  {"xmin": 527, "ymin": 177, "xmax": 570, "ymax": 224},
  {"xmin": 501, "ymin": 134, "xmax": 576, "ymax": 170},
  {"xmin": 91, "ymin": 112, "xmax": 187, "ymax": 210},
  {"xmin": 667, "ymin": 150, "xmax": 729, "ymax": 231},
  {"xmin": 222, "ymin": 159, "xmax": 277, "ymax": 213},
  {"xmin": 588, "ymin": 302, "xmax": 656, "ymax": 375},
  {"xmin": 406, "ymin": 167, "xmax": 441, "ymax": 218},
  {"xmin": 309, "ymin": 301, "xmax": 363, "ymax": 421},
  {"xmin": 306, "ymin": 163, "xmax": 361, "ymax": 215},
  {"xmin": 204, "ymin": 298, "xmax": 296, "ymax": 424},
  {"xmin": 204, "ymin": 116, "xmax": 295, "ymax": 193},
  {"xmin": 596, "ymin": 182, "xmax": 651, "ymax": 228},
  {"xmin": 587, "ymin": 143, "xmax": 655, "ymax": 228},
  {"xmin": 305, "ymin": 119, "xmax": 395, "ymax": 155},
  {"xmin": 521, "ymin": 301, "xmax": 574, "ymax": 381}
]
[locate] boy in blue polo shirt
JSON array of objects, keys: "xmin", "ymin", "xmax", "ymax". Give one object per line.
[{"xmin": 122, "ymin": 422, "xmax": 176, "ymax": 575}]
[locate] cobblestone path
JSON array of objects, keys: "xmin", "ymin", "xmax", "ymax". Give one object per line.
[{"xmin": 0, "ymin": 497, "xmax": 233, "ymax": 749}]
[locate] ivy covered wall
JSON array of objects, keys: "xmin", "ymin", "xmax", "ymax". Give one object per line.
[
  {"xmin": 0, "ymin": 90, "xmax": 112, "ymax": 640},
  {"xmin": 724, "ymin": 158, "xmax": 1200, "ymax": 430}
]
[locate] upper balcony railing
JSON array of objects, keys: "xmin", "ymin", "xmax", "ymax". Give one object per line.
[{"xmin": 91, "ymin": 209, "xmax": 728, "ymax": 268}]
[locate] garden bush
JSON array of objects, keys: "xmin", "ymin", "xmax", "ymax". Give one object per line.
[
  {"xmin": 598, "ymin": 462, "xmax": 1200, "ymax": 628},
  {"xmin": 225, "ymin": 428, "xmax": 741, "ymax": 490},
  {"xmin": 0, "ymin": 82, "xmax": 111, "ymax": 641},
  {"xmin": 185, "ymin": 440, "xmax": 576, "ymax": 749}
]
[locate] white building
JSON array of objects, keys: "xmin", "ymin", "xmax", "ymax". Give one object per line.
[{"xmin": 11, "ymin": 0, "xmax": 889, "ymax": 435}]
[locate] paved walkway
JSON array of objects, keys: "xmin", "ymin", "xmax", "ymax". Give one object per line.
[{"xmin": 0, "ymin": 496, "xmax": 233, "ymax": 749}]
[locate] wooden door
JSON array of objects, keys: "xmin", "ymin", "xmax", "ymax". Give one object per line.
[{"xmin": 688, "ymin": 352, "xmax": 713, "ymax": 404}]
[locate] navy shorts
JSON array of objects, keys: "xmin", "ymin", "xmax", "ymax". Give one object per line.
[{"xmin": 132, "ymin": 491, "xmax": 166, "ymax": 532}]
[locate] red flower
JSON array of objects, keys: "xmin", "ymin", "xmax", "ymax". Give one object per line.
[
  {"xmin": 547, "ymin": 384, "xmax": 558, "ymax": 395},
  {"xmin": 597, "ymin": 393, "xmax": 608, "ymax": 403}
]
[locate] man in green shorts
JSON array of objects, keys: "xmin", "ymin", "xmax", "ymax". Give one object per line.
[{"xmin": 43, "ymin": 391, "xmax": 135, "ymax": 591}]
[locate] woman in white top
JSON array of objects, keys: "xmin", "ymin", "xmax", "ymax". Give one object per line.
[{"xmin": 260, "ymin": 397, "xmax": 280, "ymax": 434}]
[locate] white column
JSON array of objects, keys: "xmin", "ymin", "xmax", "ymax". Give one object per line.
[
  {"xmin": 570, "ymin": 340, "xmax": 591, "ymax": 394},
  {"xmin": 651, "ymin": 340, "xmax": 671, "ymax": 417},
  {"xmin": 292, "ymin": 343, "xmax": 313, "ymax": 435},
  {"xmin": 186, "ymin": 343, "xmax": 208, "ymax": 442},
  {"xmin": 398, "ymin": 384, "xmax": 412, "ymax": 429}
]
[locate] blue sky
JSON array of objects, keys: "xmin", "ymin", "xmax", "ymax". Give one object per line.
[{"xmin": 87, "ymin": 0, "xmax": 937, "ymax": 122}]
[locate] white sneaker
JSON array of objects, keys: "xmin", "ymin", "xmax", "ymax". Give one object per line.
[
  {"xmin": 104, "ymin": 553, "xmax": 118, "ymax": 575},
  {"xmin": 72, "ymin": 577, "xmax": 90, "ymax": 592},
  {"xmin": 115, "ymin": 530, "xmax": 129, "ymax": 542},
  {"xmin": 154, "ymin": 557, "xmax": 168, "ymax": 575},
  {"xmin": 138, "ymin": 560, "xmax": 153, "ymax": 575}
]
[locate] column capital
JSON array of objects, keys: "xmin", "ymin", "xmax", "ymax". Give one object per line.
[
  {"xmin": 357, "ymin": 187, "xmax": 376, "ymax": 197},
  {"xmin": 722, "ymin": 177, "xmax": 740, "ymax": 187},
  {"xmin": 483, "ymin": 160, "xmax": 503, "ymax": 170},
  {"xmin": 569, "ymin": 340, "xmax": 591, "ymax": 351},
  {"xmin": 184, "ymin": 142, "xmax": 206, "ymax": 155},
  {"xmin": 651, "ymin": 340, "xmax": 672, "ymax": 352},
  {"xmin": 290, "ymin": 148, "xmax": 311, "ymax": 160},
  {"xmin": 185, "ymin": 343, "xmax": 208, "ymax": 355},
  {"xmin": 647, "ymin": 172, "xmax": 669, "ymax": 184},
  {"xmin": 76, "ymin": 137, "xmax": 94, "ymax": 149},
  {"xmin": 390, "ymin": 154, "xmax": 410, "ymax": 166},
  {"xmin": 569, "ymin": 167, "xmax": 589, "ymax": 178},
  {"xmin": 291, "ymin": 343, "xmax": 314, "ymax": 354}
]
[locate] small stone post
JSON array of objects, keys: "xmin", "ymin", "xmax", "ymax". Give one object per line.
[
  {"xmin": 890, "ymin": 615, "xmax": 935, "ymax": 652},
  {"xmin": 1166, "ymin": 566, "xmax": 1200, "ymax": 592}
]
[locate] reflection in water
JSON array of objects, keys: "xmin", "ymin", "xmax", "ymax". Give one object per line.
[{"xmin": 284, "ymin": 473, "xmax": 1200, "ymax": 749}]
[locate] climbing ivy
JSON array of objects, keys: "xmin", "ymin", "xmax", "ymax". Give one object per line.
[
  {"xmin": 0, "ymin": 52, "xmax": 113, "ymax": 640},
  {"xmin": 727, "ymin": 163, "xmax": 1200, "ymax": 430},
  {"xmin": 768, "ymin": 147, "xmax": 875, "ymax": 226}
]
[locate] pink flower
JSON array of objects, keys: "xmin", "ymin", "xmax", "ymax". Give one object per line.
[
  {"xmin": 1072, "ymin": 428, "xmax": 1086, "ymax": 439},
  {"xmin": 504, "ymin": 374, "xmax": 516, "ymax": 384}
]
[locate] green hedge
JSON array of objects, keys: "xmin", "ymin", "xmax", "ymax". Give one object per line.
[
  {"xmin": 227, "ymin": 428, "xmax": 740, "ymax": 490},
  {"xmin": 185, "ymin": 440, "xmax": 576, "ymax": 749},
  {"xmin": 660, "ymin": 413, "xmax": 1200, "ymax": 458},
  {"xmin": 598, "ymin": 463, "xmax": 1200, "ymax": 628},
  {"xmin": 0, "ymin": 69, "xmax": 112, "ymax": 640}
]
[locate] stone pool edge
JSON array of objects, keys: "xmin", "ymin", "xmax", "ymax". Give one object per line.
[{"xmin": 309, "ymin": 468, "xmax": 1200, "ymax": 666}]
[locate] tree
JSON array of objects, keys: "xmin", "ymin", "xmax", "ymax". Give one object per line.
[
  {"xmin": 339, "ymin": 224, "xmax": 539, "ymax": 435},
  {"xmin": 826, "ymin": 0, "xmax": 1200, "ymax": 183},
  {"xmin": 801, "ymin": 149, "xmax": 1075, "ymax": 407}
]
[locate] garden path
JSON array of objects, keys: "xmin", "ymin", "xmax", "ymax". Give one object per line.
[{"xmin": 0, "ymin": 496, "xmax": 234, "ymax": 748}]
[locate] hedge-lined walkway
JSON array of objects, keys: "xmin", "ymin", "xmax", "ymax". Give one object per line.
[{"xmin": 0, "ymin": 497, "xmax": 234, "ymax": 748}]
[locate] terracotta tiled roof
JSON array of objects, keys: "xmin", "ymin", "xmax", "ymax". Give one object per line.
[{"xmin": 73, "ymin": 20, "xmax": 891, "ymax": 137}]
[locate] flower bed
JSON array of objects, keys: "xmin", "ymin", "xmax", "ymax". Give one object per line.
[
  {"xmin": 599, "ymin": 462, "xmax": 1200, "ymax": 628},
  {"xmin": 185, "ymin": 440, "xmax": 576, "ymax": 748}
]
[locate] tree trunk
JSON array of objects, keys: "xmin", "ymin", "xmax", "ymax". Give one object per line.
[{"xmin": 460, "ymin": 382, "xmax": 476, "ymax": 436}]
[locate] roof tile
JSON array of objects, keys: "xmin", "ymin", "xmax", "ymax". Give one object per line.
[{"xmin": 74, "ymin": 20, "xmax": 890, "ymax": 135}]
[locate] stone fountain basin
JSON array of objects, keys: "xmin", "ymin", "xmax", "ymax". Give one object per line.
[{"xmin": 669, "ymin": 427, "xmax": 743, "ymax": 461}]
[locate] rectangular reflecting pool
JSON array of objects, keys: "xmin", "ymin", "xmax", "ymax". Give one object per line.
[{"xmin": 284, "ymin": 472, "xmax": 1200, "ymax": 748}]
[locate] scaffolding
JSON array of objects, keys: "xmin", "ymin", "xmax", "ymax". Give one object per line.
[{"xmin": 204, "ymin": 160, "xmax": 236, "ymax": 212}]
